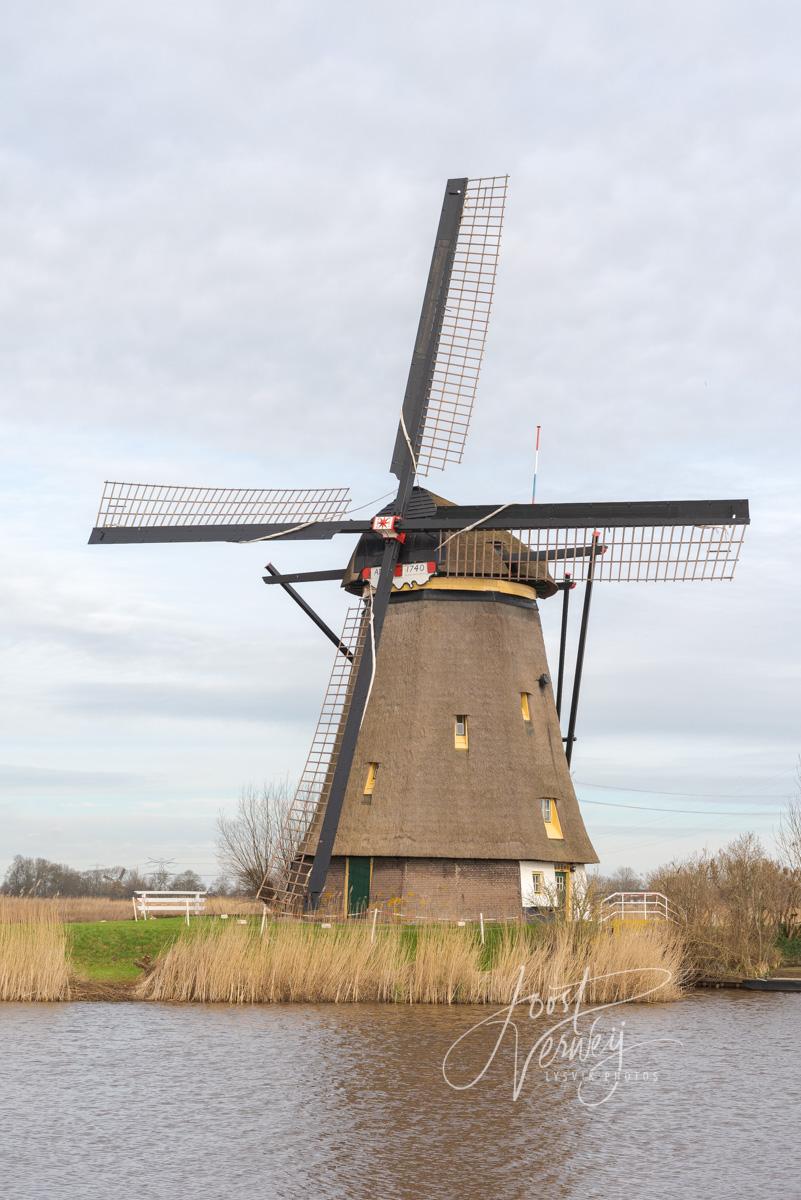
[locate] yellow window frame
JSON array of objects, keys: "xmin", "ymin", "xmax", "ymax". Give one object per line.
[
  {"xmin": 364, "ymin": 762, "xmax": 379, "ymax": 796},
  {"xmin": 454, "ymin": 715, "xmax": 469, "ymax": 751},
  {"xmin": 541, "ymin": 798, "xmax": 564, "ymax": 839},
  {"xmin": 520, "ymin": 692, "xmax": 531, "ymax": 722}
]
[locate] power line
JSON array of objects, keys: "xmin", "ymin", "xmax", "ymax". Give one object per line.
[
  {"xmin": 574, "ymin": 780, "xmax": 790, "ymax": 800},
  {"xmin": 577, "ymin": 796, "xmax": 781, "ymax": 817}
]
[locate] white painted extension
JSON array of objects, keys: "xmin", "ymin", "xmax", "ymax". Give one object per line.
[{"xmin": 518, "ymin": 862, "xmax": 588, "ymax": 910}]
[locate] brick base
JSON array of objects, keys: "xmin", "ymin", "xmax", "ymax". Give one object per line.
[{"xmin": 322, "ymin": 856, "xmax": 523, "ymax": 920}]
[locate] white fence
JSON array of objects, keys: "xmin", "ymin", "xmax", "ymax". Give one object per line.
[
  {"xmin": 599, "ymin": 891, "xmax": 678, "ymax": 923},
  {"xmin": 133, "ymin": 891, "xmax": 207, "ymax": 925}
]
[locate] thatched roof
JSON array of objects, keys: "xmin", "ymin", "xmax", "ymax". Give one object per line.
[{"xmin": 303, "ymin": 583, "xmax": 598, "ymax": 865}]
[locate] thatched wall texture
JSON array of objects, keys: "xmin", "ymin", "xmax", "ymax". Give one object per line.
[{"xmin": 305, "ymin": 583, "xmax": 598, "ymax": 868}]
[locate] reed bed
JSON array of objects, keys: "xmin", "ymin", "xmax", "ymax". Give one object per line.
[
  {"xmin": 0, "ymin": 896, "xmax": 135, "ymax": 923},
  {"xmin": 0, "ymin": 895, "xmax": 262, "ymax": 923},
  {"xmin": 0, "ymin": 899, "xmax": 70, "ymax": 1001},
  {"xmin": 137, "ymin": 920, "xmax": 685, "ymax": 1006}
]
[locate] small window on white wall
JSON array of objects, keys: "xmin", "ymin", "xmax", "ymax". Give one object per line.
[{"xmin": 531, "ymin": 871, "xmax": 544, "ymax": 895}]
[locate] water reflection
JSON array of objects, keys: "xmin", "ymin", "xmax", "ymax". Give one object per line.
[{"xmin": 0, "ymin": 993, "xmax": 797, "ymax": 1199}]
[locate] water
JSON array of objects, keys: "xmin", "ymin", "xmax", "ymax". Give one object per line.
[{"xmin": 0, "ymin": 992, "xmax": 797, "ymax": 1199}]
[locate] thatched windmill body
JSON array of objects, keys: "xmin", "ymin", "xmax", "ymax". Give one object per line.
[{"xmin": 89, "ymin": 176, "xmax": 749, "ymax": 918}]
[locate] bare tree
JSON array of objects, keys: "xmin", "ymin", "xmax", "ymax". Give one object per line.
[
  {"xmin": 171, "ymin": 869, "xmax": 205, "ymax": 891},
  {"xmin": 648, "ymin": 835, "xmax": 797, "ymax": 976},
  {"xmin": 216, "ymin": 781, "xmax": 295, "ymax": 898},
  {"xmin": 587, "ymin": 865, "xmax": 644, "ymax": 896},
  {"xmin": 777, "ymin": 759, "xmax": 801, "ymax": 871}
]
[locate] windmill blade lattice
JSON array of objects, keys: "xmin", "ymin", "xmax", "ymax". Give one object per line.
[
  {"xmin": 273, "ymin": 600, "xmax": 370, "ymax": 913},
  {"xmin": 437, "ymin": 521, "xmax": 747, "ymax": 584},
  {"xmin": 95, "ymin": 481, "xmax": 351, "ymax": 529},
  {"xmin": 416, "ymin": 175, "xmax": 508, "ymax": 474}
]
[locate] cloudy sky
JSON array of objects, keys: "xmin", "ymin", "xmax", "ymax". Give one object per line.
[{"xmin": 2, "ymin": 1, "xmax": 799, "ymax": 884}]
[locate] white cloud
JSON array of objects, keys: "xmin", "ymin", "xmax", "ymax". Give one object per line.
[{"xmin": 1, "ymin": 0, "xmax": 799, "ymax": 875}]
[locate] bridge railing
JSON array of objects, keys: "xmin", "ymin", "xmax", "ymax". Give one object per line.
[{"xmin": 599, "ymin": 891, "xmax": 679, "ymax": 923}]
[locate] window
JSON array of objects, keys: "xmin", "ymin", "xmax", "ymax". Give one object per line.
[
  {"xmin": 363, "ymin": 762, "xmax": 379, "ymax": 797},
  {"xmin": 541, "ymin": 798, "xmax": 564, "ymax": 839},
  {"xmin": 531, "ymin": 871, "xmax": 544, "ymax": 894},
  {"xmin": 454, "ymin": 715, "xmax": 469, "ymax": 750},
  {"xmin": 520, "ymin": 692, "xmax": 531, "ymax": 722}
]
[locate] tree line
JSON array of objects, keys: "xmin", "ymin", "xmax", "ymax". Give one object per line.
[{"xmin": 0, "ymin": 857, "xmax": 226, "ymax": 899}]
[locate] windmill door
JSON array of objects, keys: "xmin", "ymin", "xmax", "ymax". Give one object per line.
[
  {"xmin": 554, "ymin": 870, "xmax": 568, "ymax": 908},
  {"xmin": 347, "ymin": 857, "xmax": 371, "ymax": 916}
]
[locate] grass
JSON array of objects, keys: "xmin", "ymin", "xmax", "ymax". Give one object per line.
[
  {"xmin": 68, "ymin": 917, "xmax": 194, "ymax": 981},
  {"xmin": 137, "ymin": 919, "xmax": 687, "ymax": 1005}
]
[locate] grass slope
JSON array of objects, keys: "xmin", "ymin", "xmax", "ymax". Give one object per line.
[{"xmin": 68, "ymin": 918, "xmax": 191, "ymax": 981}]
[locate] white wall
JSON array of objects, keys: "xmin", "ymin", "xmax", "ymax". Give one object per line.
[
  {"xmin": 519, "ymin": 860, "xmax": 557, "ymax": 907},
  {"xmin": 518, "ymin": 862, "xmax": 588, "ymax": 911}
]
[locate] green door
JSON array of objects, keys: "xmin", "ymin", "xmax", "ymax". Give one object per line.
[
  {"xmin": 347, "ymin": 856, "xmax": 371, "ymax": 916},
  {"xmin": 554, "ymin": 870, "xmax": 568, "ymax": 907}
]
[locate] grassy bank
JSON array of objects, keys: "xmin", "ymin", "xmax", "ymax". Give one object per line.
[
  {"xmin": 136, "ymin": 920, "xmax": 686, "ymax": 1005},
  {"xmin": 68, "ymin": 917, "xmax": 195, "ymax": 981},
  {"xmin": 15, "ymin": 894, "xmax": 797, "ymax": 1004}
]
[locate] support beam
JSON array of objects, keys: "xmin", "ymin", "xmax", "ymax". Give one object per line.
[
  {"xmin": 411, "ymin": 497, "xmax": 751, "ymax": 531},
  {"xmin": 263, "ymin": 564, "xmax": 353, "ymax": 661},
  {"xmin": 262, "ymin": 568, "xmax": 344, "ymax": 586},
  {"xmin": 565, "ymin": 536, "xmax": 599, "ymax": 767},
  {"xmin": 89, "ymin": 498, "xmax": 750, "ymax": 545},
  {"xmin": 555, "ymin": 575, "xmax": 572, "ymax": 720},
  {"xmin": 89, "ymin": 521, "xmax": 356, "ymax": 545}
]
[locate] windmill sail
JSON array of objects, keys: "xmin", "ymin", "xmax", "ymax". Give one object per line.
[
  {"xmin": 437, "ymin": 521, "xmax": 747, "ymax": 584},
  {"xmin": 416, "ymin": 175, "xmax": 508, "ymax": 474},
  {"xmin": 94, "ymin": 481, "xmax": 351, "ymax": 529},
  {"xmin": 390, "ymin": 175, "xmax": 509, "ymax": 480},
  {"xmin": 273, "ymin": 600, "xmax": 370, "ymax": 912},
  {"xmin": 303, "ymin": 177, "xmax": 509, "ymax": 908}
]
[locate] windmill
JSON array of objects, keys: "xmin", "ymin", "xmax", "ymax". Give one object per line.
[{"xmin": 90, "ymin": 175, "xmax": 749, "ymax": 918}]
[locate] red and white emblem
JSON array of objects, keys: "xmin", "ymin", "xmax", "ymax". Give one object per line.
[{"xmin": 371, "ymin": 514, "xmax": 401, "ymax": 538}]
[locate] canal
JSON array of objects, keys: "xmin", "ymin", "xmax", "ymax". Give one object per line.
[{"xmin": 0, "ymin": 991, "xmax": 797, "ymax": 1198}]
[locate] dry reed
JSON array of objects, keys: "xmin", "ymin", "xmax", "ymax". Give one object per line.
[
  {"xmin": 138, "ymin": 920, "xmax": 685, "ymax": 1006},
  {"xmin": 0, "ymin": 895, "xmax": 262, "ymax": 923},
  {"xmin": 0, "ymin": 898, "xmax": 70, "ymax": 1001}
]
